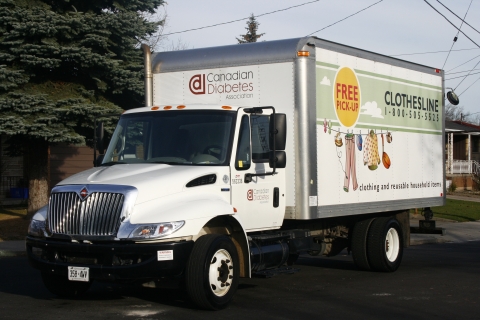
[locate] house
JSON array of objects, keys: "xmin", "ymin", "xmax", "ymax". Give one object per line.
[
  {"xmin": 0, "ymin": 135, "xmax": 94, "ymax": 204},
  {"xmin": 445, "ymin": 120, "xmax": 480, "ymax": 190},
  {"xmin": 0, "ymin": 136, "xmax": 25, "ymax": 203}
]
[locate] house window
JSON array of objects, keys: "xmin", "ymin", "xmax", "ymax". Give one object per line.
[{"xmin": 473, "ymin": 136, "xmax": 479, "ymax": 153}]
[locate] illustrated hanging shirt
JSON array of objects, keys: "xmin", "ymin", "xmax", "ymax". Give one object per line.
[{"xmin": 363, "ymin": 130, "xmax": 380, "ymax": 170}]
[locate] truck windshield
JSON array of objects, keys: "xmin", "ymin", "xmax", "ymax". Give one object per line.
[{"xmin": 102, "ymin": 110, "xmax": 236, "ymax": 166}]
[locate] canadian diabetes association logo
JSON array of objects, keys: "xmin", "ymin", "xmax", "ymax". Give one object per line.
[
  {"xmin": 333, "ymin": 67, "xmax": 361, "ymax": 128},
  {"xmin": 189, "ymin": 74, "xmax": 206, "ymax": 95},
  {"xmin": 188, "ymin": 71, "xmax": 254, "ymax": 96}
]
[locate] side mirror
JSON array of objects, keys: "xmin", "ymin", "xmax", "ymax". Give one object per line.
[
  {"xmin": 95, "ymin": 122, "xmax": 104, "ymax": 153},
  {"xmin": 269, "ymin": 113, "xmax": 287, "ymax": 151},
  {"xmin": 446, "ymin": 90, "xmax": 459, "ymax": 106},
  {"xmin": 269, "ymin": 151, "xmax": 286, "ymax": 169}
]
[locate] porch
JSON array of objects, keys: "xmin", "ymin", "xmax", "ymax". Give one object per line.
[{"xmin": 446, "ymin": 120, "xmax": 480, "ymax": 191}]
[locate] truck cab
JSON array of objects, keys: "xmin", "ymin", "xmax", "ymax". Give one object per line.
[{"xmin": 27, "ymin": 103, "xmax": 289, "ymax": 310}]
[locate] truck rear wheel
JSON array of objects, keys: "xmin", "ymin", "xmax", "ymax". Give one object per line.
[
  {"xmin": 185, "ymin": 234, "xmax": 239, "ymax": 310},
  {"xmin": 367, "ymin": 217, "xmax": 403, "ymax": 272},
  {"xmin": 351, "ymin": 218, "xmax": 376, "ymax": 270},
  {"xmin": 41, "ymin": 272, "xmax": 91, "ymax": 297}
]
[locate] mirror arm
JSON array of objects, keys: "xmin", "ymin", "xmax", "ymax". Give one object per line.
[
  {"xmin": 244, "ymin": 169, "xmax": 276, "ymax": 184},
  {"xmin": 244, "ymin": 107, "xmax": 278, "ymax": 183}
]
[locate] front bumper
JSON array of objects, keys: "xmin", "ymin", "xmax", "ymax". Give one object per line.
[{"xmin": 26, "ymin": 236, "xmax": 194, "ymax": 282}]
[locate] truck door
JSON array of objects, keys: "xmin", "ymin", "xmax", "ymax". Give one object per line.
[{"xmin": 230, "ymin": 109, "xmax": 286, "ymax": 231}]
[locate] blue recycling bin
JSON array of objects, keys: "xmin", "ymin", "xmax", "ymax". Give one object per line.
[{"xmin": 10, "ymin": 188, "xmax": 29, "ymax": 199}]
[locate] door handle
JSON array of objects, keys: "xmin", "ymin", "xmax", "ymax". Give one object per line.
[{"xmin": 273, "ymin": 187, "xmax": 279, "ymax": 208}]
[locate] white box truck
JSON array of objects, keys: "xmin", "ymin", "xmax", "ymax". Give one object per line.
[{"xmin": 27, "ymin": 37, "xmax": 448, "ymax": 310}]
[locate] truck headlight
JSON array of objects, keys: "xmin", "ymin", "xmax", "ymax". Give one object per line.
[
  {"xmin": 28, "ymin": 206, "xmax": 48, "ymax": 238},
  {"xmin": 28, "ymin": 219, "xmax": 46, "ymax": 237},
  {"xmin": 127, "ymin": 221, "xmax": 185, "ymax": 240}
]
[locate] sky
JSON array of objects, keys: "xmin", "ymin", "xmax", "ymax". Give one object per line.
[{"xmin": 156, "ymin": 0, "xmax": 480, "ymax": 119}]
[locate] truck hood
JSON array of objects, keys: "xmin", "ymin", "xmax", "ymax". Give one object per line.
[{"xmin": 57, "ymin": 164, "xmax": 226, "ymax": 204}]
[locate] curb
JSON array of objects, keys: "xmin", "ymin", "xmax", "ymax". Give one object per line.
[
  {"xmin": 0, "ymin": 250, "xmax": 26, "ymax": 258},
  {"xmin": 409, "ymin": 238, "xmax": 449, "ymax": 246},
  {"xmin": 0, "ymin": 240, "xmax": 26, "ymax": 258}
]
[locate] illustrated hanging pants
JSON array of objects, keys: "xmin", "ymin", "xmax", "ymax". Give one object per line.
[{"xmin": 344, "ymin": 134, "xmax": 358, "ymax": 192}]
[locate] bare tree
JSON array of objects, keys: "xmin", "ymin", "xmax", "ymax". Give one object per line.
[
  {"xmin": 445, "ymin": 104, "xmax": 467, "ymax": 121},
  {"xmin": 165, "ymin": 38, "xmax": 192, "ymax": 51},
  {"xmin": 138, "ymin": 9, "xmax": 167, "ymax": 51},
  {"xmin": 140, "ymin": 7, "xmax": 191, "ymax": 52}
]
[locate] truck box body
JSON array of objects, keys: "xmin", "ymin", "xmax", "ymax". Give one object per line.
[{"xmin": 152, "ymin": 37, "xmax": 445, "ymax": 220}]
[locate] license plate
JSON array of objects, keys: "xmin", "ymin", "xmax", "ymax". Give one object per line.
[{"xmin": 68, "ymin": 266, "xmax": 89, "ymax": 282}]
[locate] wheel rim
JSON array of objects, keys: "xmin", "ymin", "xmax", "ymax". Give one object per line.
[
  {"xmin": 208, "ymin": 249, "xmax": 233, "ymax": 297},
  {"xmin": 385, "ymin": 227, "xmax": 400, "ymax": 262}
]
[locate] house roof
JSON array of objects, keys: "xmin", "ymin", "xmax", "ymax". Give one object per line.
[{"xmin": 446, "ymin": 120, "xmax": 480, "ymax": 133}]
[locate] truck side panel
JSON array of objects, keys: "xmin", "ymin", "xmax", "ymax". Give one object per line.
[{"xmin": 313, "ymin": 46, "xmax": 445, "ymax": 219}]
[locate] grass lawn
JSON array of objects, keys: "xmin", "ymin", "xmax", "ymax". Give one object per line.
[
  {"xmin": 417, "ymin": 198, "xmax": 480, "ymax": 222},
  {"xmin": 0, "ymin": 206, "xmax": 29, "ymax": 241}
]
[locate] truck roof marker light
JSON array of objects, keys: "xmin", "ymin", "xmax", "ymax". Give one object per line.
[
  {"xmin": 435, "ymin": 69, "xmax": 441, "ymax": 73},
  {"xmin": 297, "ymin": 51, "xmax": 310, "ymax": 57},
  {"xmin": 222, "ymin": 106, "xmax": 232, "ymax": 110},
  {"xmin": 177, "ymin": 105, "xmax": 186, "ymax": 109},
  {"xmin": 163, "ymin": 106, "xmax": 172, "ymax": 110},
  {"xmin": 151, "ymin": 106, "xmax": 160, "ymax": 110}
]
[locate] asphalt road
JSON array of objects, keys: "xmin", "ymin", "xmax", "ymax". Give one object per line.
[{"xmin": 1, "ymin": 241, "xmax": 479, "ymax": 320}]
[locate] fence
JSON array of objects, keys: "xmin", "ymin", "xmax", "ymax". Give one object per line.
[
  {"xmin": 0, "ymin": 176, "xmax": 27, "ymax": 199},
  {"xmin": 447, "ymin": 160, "xmax": 480, "ymax": 176}
]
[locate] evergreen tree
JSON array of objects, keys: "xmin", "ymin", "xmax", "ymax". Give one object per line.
[
  {"xmin": 0, "ymin": 0, "xmax": 164, "ymax": 216},
  {"xmin": 237, "ymin": 14, "xmax": 265, "ymax": 44}
]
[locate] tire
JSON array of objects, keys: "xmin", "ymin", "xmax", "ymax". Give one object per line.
[
  {"xmin": 366, "ymin": 217, "xmax": 404, "ymax": 272},
  {"xmin": 41, "ymin": 272, "xmax": 91, "ymax": 297},
  {"xmin": 351, "ymin": 218, "xmax": 376, "ymax": 271},
  {"xmin": 185, "ymin": 234, "xmax": 239, "ymax": 310}
]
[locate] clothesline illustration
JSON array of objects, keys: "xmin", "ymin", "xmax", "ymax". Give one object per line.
[
  {"xmin": 323, "ymin": 118, "xmax": 394, "ymax": 139},
  {"xmin": 325, "ymin": 119, "xmax": 393, "ymax": 192}
]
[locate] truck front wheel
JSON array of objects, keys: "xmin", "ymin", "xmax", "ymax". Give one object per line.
[
  {"xmin": 185, "ymin": 234, "xmax": 239, "ymax": 310},
  {"xmin": 41, "ymin": 272, "xmax": 91, "ymax": 297},
  {"xmin": 367, "ymin": 217, "xmax": 403, "ymax": 272}
]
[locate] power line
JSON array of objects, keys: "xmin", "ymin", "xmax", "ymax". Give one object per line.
[
  {"xmin": 446, "ymin": 54, "xmax": 480, "ymax": 73},
  {"xmin": 422, "ymin": 0, "xmax": 480, "ymax": 49},
  {"xmin": 391, "ymin": 47, "xmax": 479, "ymax": 57},
  {"xmin": 455, "ymin": 60, "xmax": 480, "ymax": 90},
  {"xmin": 436, "ymin": 0, "xmax": 480, "ymax": 36},
  {"xmin": 161, "ymin": 0, "xmax": 323, "ymax": 37},
  {"xmin": 457, "ymin": 75, "xmax": 480, "ymax": 97},
  {"xmin": 433, "ymin": 0, "xmax": 480, "ymax": 91},
  {"xmin": 306, "ymin": 0, "xmax": 384, "ymax": 36},
  {"xmin": 446, "ymin": 70, "xmax": 480, "ymax": 80},
  {"xmin": 446, "ymin": 68, "xmax": 480, "ymax": 75},
  {"xmin": 441, "ymin": 0, "xmax": 472, "ymax": 69}
]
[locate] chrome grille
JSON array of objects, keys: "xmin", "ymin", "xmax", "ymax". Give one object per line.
[{"xmin": 47, "ymin": 192, "xmax": 125, "ymax": 236}]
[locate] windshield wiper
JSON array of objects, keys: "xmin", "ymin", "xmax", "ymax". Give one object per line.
[
  {"xmin": 100, "ymin": 161, "xmax": 127, "ymax": 166},
  {"xmin": 151, "ymin": 161, "xmax": 192, "ymax": 165}
]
